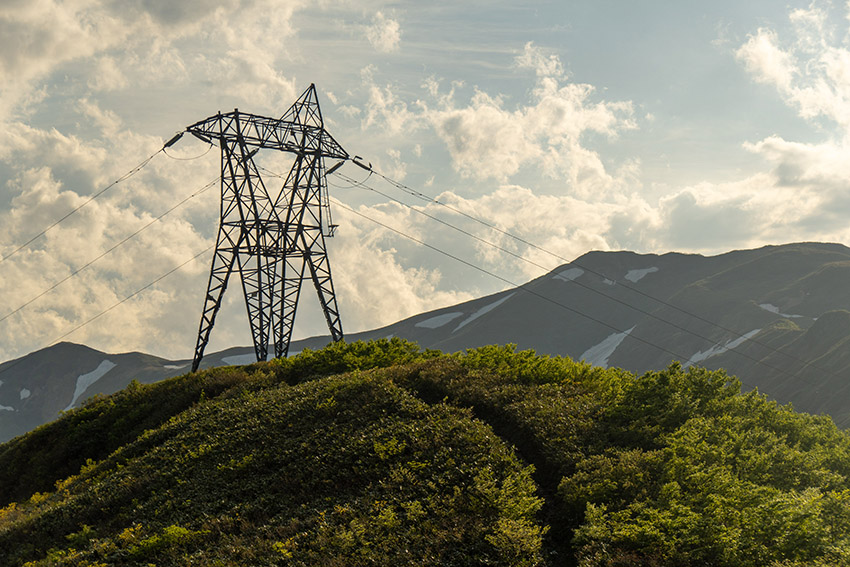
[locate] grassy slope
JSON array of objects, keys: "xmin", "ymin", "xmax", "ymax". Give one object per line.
[{"xmin": 0, "ymin": 339, "xmax": 849, "ymax": 566}]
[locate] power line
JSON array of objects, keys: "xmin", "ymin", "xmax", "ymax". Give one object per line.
[
  {"xmin": 52, "ymin": 246, "xmax": 213, "ymax": 345},
  {"xmin": 342, "ymin": 168, "xmax": 840, "ymax": 383},
  {"xmin": 335, "ymin": 196, "xmax": 825, "ymax": 391},
  {"xmin": 331, "ymin": 175, "xmax": 551, "ymax": 271},
  {"xmin": 0, "ymin": 177, "xmax": 219, "ymax": 325},
  {"xmin": 163, "ymin": 143, "xmax": 215, "ymax": 161},
  {"xmin": 254, "ymin": 162, "xmax": 833, "ymax": 387},
  {"xmin": 0, "ymin": 246, "xmax": 213, "ymax": 379},
  {"xmin": 331, "ymin": 197, "xmax": 717, "ymax": 375},
  {"xmin": 337, "ymin": 174, "xmax": 793, "ymax": 368},
  {"xmin": 0, "ymin": 148, "xmax": 164, "ymax": 265}
]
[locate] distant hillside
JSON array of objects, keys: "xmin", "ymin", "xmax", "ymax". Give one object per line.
[
  {"xmin": 4, "ymin": 241, "xmax": 850, "ymax": 442},
  {"xmin": 1, "ymin": 340, "xmax": 849, "ymax": 566},
  {"xmin": 353, "ymin": 241, "xmax": 850, "ymax": 426},
  {"xmin": 0, "ymin": 342, "xmax": 266, "ymax": 443}
]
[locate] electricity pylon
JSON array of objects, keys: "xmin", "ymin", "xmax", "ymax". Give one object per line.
[{"xmin": 177, "ymin": 85, "xmax": 349, "ymax": 372}]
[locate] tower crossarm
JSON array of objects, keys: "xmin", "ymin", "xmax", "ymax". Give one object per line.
[{"xmin": 184, "ymin": 111, "xmax": 349, "ymax": 160}]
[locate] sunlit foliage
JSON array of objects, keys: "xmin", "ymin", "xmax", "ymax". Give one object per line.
[{"xmin": 0, "ymin": 340, "xmax": 848, "ymax": 566}]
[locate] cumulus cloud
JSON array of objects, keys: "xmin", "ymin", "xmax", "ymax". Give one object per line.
[
  {"xmin": 736, "ymin": 3, "xmax": 850, "ymax": 130},
  {"xmin": 349, "ymin": 43, "xmax": 634, "ymax": 195},
  {"xmin": 722, "ymin": 1, "xmax": 850, "ymax": 246},
  {"xmin": 365, "ymin": 11, "xmax": 401, "ymax": 53},
  {"xmin": 0, "ymin": 0, "xmax": 314, "ymax": 361},
  {"xmin": 11, "ymin": 0, "xmax": 850, "ymax": 366},
  {"xmin": 424, "ymin": 43, "xmax": 635, "ymax": 193},
  {"xmin": 359, "ymin": 65, "xmax": 423, "ymax": 135},
  {"xmin": 330, "ymin": 204, "xmax": 476, "ymax": 332},
  {"xmin": 0, "ymin": 1, "xmax": 124, "ymax": 116},
  {"xmin": 515, "ymin": 42, "xmax": 565, "ymax": 78},
  {"xmin": 736, "ymin": 28, "xmax": 795, "ymax": 90},
  {"xmin": 0, "ymin": 164, "xmax": 215, "ymax": 361},
  {"xmin": 87, "ymin": 57, "xmax": 130, "ymax": 92}
]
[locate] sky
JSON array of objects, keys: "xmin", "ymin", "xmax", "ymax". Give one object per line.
[{"xmin": 2, "ymin": 0, "xmax": 850, "ymax": 362}]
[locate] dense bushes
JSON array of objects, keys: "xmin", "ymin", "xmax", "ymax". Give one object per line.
[
  {"xmin": 394, "ymin": 345, "xmax": 850, "ymax": 565},
  {"xmin": 0, "ymin": 344, "xmax": 544, "ymax": 566},
  {"xmin": 0, "ymin": 366, "xmax": 255, "ymax": 508},
  {"xmin": 0, "ymin": 340, "xmax": 849, "ymax": 566}
]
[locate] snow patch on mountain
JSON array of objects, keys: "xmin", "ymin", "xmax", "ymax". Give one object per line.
[
  {"xmin": 64, "ymin": 360, "xmax": 117, "ymax": 411},
  {"xmin": 759, "ymin": 303, "xmax": 803, "ymax": 318},
  {"xmin": 454, "ymin": 293, "xmax": 516, "ymax": 332},
  {"xmin": 554, "ymin": 268, "xmax": 584, "ymax": 282},
  {"xmin": 0, "ymin": 405, "xmax": 13, "ymax": 412},
  {"xmin": 415, "ymin": 312, "xmax": 464, "ymax": 329},
  {"xmin": 685, "ymin": 330, "xmax": 761, "ymax": 368},
  {"xmin": 580, "ymin": 326, "xmax": 635, "ymax": 368},
  {"xmin": 20, "ymin": 389, "xmax": 30, "ymax": 400},
  {"xmin": 222, "ymin": 354, "xmax": 257, "ymax": 366},
  {"xmin": 625, "ymin": 267, "xmax": 659, "ymax": 283}
]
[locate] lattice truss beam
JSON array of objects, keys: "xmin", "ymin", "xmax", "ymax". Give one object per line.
[{"xmin": 184, "ymin": 85, "xmax": 348, "ymax": 372}]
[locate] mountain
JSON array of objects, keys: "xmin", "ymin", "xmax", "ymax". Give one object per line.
[
  {"xmin": 1, "ymin": 341, "xmax": 849, "ymax": 566},
  {"xmin": 361, "ymin": 241, "xmax": 850, "ymax": 424},
  {"xmin": 3, "ymin": 241, "xmax": 850, "ymax": 442},
  {"xmin": 0, "ymin": 342, "xmax": 271, "ymax": 443}
]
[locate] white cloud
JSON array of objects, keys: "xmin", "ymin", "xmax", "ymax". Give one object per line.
[
  {"xmin": 737, "ymin": 3, "xmax": 850, "ymax": 130},
  {"xmin": 365, "ymin": 11, "xmax": 401, "ymax": 53},
  {"xmin": 718, "ymin": 1, "xmax": 850, "ymax": 246},
  {"xmin": 0, "ymin": 0, "xmax": 125, "ymax": 116},
  {"xmin": 423, "ymin": 43, "xmax": 635, "ymax": 193},
  {"xmin": 428, "ymin": 89, "xmax": 535, "ymax": 181},
  {"xmin": 515, "ymin": 41, "xmax": 565, "ymax": 78},
  {"xmin": 0, "ymin": 0, "xmax": 314, "ymax": 361},
  {"xmin": 360, "ymin": 66, "xmax": 423, "ymax": 135},
  {"xmin": 736, "ymin": 28, "xmax": 795, "ymax": 91},
  {"xmin": 328, "ymin": 203, "xmax": 476, "ymax": 332},
  {"xmin": 9, "ymin": 1, "xmax": 850, "ymax": 365},
  {"xmin": 87, "ymin": 57, "xmax": 130, "ymax": 92},
  {"xmin": 0, "ymin": 164, "xmax": 216, "ymax": 360}
]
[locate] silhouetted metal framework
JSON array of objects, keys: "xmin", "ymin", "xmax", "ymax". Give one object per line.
[{"xmin": 185, "ymin": 85, "xmax": 348, "ymax": 372}]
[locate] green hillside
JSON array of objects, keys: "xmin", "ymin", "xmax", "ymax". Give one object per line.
[{"xmin": 1, "ymin": 339, "xmax": 849, "ymax": 566}]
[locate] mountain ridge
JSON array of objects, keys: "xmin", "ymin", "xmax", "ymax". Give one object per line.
[{"xmin": 3, "ymin": 241, "xmax": 850, "ymax": 442}]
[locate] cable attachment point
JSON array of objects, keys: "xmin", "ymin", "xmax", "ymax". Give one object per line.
[
  {"xmin": 326, "ymin": 160, "xmax": 345, "ymax": 175},
  {"xmin": 164, "ymin": 132, "xmax": 184, "ymax": 149},
  {"xmin": 352, "ymin": 155, "xmax": 372, "ymax": 171}
]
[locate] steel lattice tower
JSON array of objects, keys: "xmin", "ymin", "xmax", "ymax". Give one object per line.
[{"xmin": 183, "ymin": 85, "xmax": 348, "ymax": 372}]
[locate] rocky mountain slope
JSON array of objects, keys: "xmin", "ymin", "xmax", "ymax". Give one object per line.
[{"xmin": 2, "ymin": 241, "xmax": 850, "ymax": 442}]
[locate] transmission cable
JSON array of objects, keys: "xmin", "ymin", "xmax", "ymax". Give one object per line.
[
  {"xmin": 0, "ymin": 245, "xmax": 213, "ymax": 379},
  {"xmin": 0, "ymin": 176, "xmax": 219, "ymax": 325},
  {"xmin": 344, "ymin": 168, "xmax": 838, "ymax": 381},
  {"xmin": 329, "ymin": 196, "xmax": 776, "ymax": 390},
  {"xmin": 335, "ymin": 173, "xmax": 799, "ymax": 369},
  {"xmin": 210, "ymin": 160, "xmax": 822, "ymax": 386},
  {"xmin": 51, "ymin": 246, "xmax": 213, "ymax": 346},
  {"xmin": 0, "ymin": 148, "xmax": 165, "ymax": 265},
  {"xmin": 163, "ymin": 142, "xmax": 215, "ymax": 161}
]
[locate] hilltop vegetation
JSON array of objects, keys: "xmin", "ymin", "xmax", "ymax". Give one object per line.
[{"xmin": 0, "ymin": 339, "xmax": 849, "ymax": 566}]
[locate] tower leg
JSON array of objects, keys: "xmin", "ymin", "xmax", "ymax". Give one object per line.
[
  {"xmin": 192, "ymin": 238, "xmax": 237, "ymax": 372},
  {"xmin": 304, "ymin": 231, "xmax": 344, "ymax": 342},
  {"xmin": 237, "ymin": 251, "xmax": 279, "ymax": 363},
  {"xmin": 273, "ymin": 254, "xmax": 307, "ymax": 359}
]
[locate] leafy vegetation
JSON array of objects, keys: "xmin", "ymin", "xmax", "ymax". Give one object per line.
[{"xmin": 0, "ymin": 338, "xmax": 849, "ymax": 566}]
